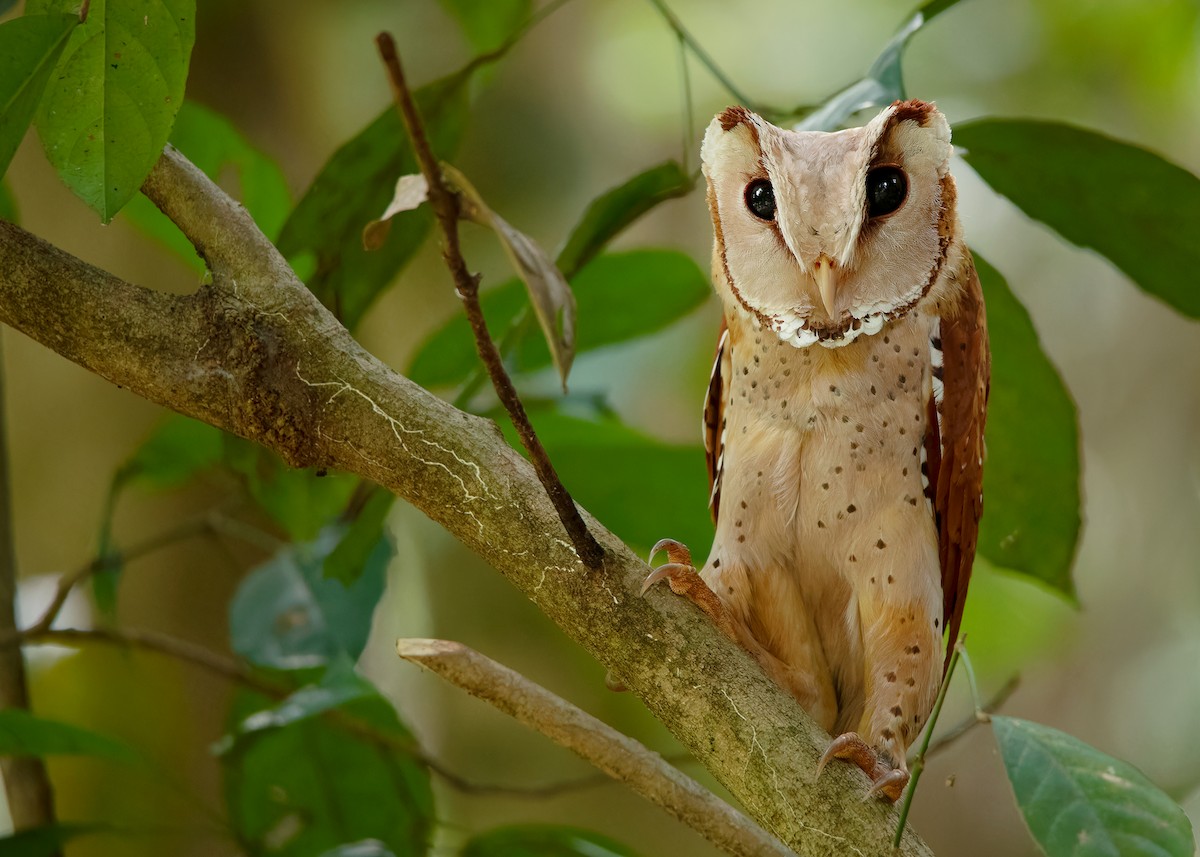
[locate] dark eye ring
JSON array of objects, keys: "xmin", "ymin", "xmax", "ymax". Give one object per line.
[
  {"xmin": 744, "ymin": 179, "xmax": 776, "ymax": 222},
  {"xmin": 866, "ymin": 166, "xmax": 907, "ymax": 218}
]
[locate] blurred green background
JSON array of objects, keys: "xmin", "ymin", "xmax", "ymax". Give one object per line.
[{"xmin": 2, "ymin": 0, "xmax": 1199, "ymax": 854}]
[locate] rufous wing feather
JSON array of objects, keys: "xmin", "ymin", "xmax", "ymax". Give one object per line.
[{"xmin": 930, "ymin": 259, "xmax": 990, "ymax": 672}]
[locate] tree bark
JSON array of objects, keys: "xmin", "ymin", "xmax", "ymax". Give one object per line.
[{"xmin": 0, "ymin": 147, "xmax": 933, "ymax": 856}]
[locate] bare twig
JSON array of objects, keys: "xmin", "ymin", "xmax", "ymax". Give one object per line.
[
  {"xmin": 374, "ymin": 33, "xmax": 603, "ymax": 570},
  {"xmin": 0, "ymin": 343, "xmax": 59, "ymax": 841},
  {"xmin": 397, "ymin": 638, "xmax": 792, "ymax": 857}
]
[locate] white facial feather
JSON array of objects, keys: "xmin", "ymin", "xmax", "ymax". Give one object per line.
[{"xmin": 702, "ymin": 101, "xmax": 956, "ymax": 350}]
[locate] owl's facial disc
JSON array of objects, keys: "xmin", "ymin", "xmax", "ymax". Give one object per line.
[{"xmin": 702, "ymin": 101, "xmax": 955, "ymax": 349}]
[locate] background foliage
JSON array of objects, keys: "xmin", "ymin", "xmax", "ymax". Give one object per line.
[{"xmin": 1, "ymin": 0, "xmax": 1198, "ymax": 855}]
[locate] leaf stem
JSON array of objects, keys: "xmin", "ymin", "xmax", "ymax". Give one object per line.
[
  {"xmin": 892, "ymin": 637, "xmax": 963, "ymax": 848},
  {"xmin": 374, "ymin": 33, "xmax": 603, "ymax": 569}
]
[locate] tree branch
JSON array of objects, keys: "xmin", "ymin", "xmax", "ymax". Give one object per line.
[
  {"xmin": 0, "ymin": 148, "xmax": 932, "ymax": 856},
  {"xmin": 374, "ymin": 32, "xmax": 603, "ymax": 569},
  {"xmin": 398, "ymin": 638, "xmax": 790, "ymax": 857}
]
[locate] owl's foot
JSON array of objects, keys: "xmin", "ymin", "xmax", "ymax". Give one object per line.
[
  {"xmin": 641, "ymin": 539, "xmax": 740, "ymax": 641},
  {"xmin": 816, "ymin": 732, "xmax": 909, "ymax": 802}
]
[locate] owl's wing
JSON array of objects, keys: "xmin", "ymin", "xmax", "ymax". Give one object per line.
[
  {"xmin": 703, "ymin": 323, "xmax": 730, "ymax": 524},
  {"xmin": 925, "ymin": 260, "xmax": 990, "ymax": 673}
]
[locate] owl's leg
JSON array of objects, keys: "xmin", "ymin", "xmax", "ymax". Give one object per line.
[
  {"xmin": 818, "ymin": 592, "xmax": 942, "ymax": 801},
  {"xmin": 640, "ymin": 539, "xmax": 741, "ymax": 641}
]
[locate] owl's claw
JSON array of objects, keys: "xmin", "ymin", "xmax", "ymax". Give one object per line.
[
  {"xmin": 817, "ymin": 731, "xmax": 908, "ymax": 802},
  {"xmin": 641, "ymin": 539, "xmax": 739, "ymax": 641}
]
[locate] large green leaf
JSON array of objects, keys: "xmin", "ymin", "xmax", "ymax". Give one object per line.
[
  {"xmin": 122, "ymin": 99, "xmax": 291, "ymax": 268},
  {"xmin": 228, "ymin": 527, "xmax": 390, "ymax": 670},
  {"xmin": 409, "ymin": 250, "xmax": 710, "ymax": 389},
  {"xmin": 30, "ymin": 0, "xmax": 195, "ymax": 221},
  {"xmin": 0, "ymin": 709, "xmax": 137, "ymax": 762},
  {"xmin": 556, "ymin": 160, "xmax": 694, "ymax": 276},
  {"xmin": 223, "ymin": 693, "xmax": 432, "ymax": 857},
  {"xmin": 0, "ymin": 824, "xmax": 102, "ymax": 857},
  {"xmin": 438, "ymin": 0, "xmax": 529, "ymax": 53},
  {"xmin": 993, "ymin": 716, "xmax": 1194, "ymax": 857},
  {"xmin": 956, "ymin": 119, "xmax": 1200, "ymax": 319},
  {"xmin": 0, "ymin": 12, "xmax": 78, "ymax": 178},
  {"xmin": 795, "ymin": 0, "xmax": 970, "ymax": 131},
  {"xmin": 276, "ymin": 74, "xmax": 469, "ymax": 330},
  {"xmin": 461, "ymin": 825, "xmax": 644, "ymax": 857},
  {"xmin": 975, "ymin": 255, "xmax": 1080, "ymax": 598},
  {"xmin": 499, "ymin": 406, "xmax": 711, "ymax": 556}
]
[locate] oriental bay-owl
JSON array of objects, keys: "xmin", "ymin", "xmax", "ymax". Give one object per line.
[{"xmin": 644, "ymin": 99, "xmax": 989, "ymax": 800}]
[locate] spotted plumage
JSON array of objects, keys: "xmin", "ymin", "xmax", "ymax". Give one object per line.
[{"xmin": 647, "ymin": 99, "xmax": 990, "ymax": 800}]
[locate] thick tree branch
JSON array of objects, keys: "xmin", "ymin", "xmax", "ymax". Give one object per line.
[
  {"xmin": 397, "ymin": 638, "xmax": 791, "ymax": 857},
  {"xmin": 0, "ymin": 149, "xmax": 932, "ymax": 856}
]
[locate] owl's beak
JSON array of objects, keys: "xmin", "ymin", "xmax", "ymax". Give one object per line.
[{"xmin": 813, "ymin": 255, "xmax": 839, "ymax": 317}]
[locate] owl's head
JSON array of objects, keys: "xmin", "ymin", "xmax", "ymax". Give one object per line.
[{"xmin": 701, "ymin": 100, "xmax": 956, "ymax": 348}]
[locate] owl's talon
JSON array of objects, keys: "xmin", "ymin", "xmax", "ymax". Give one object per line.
[
  {"xmin": 817, "ymin": 731, "xmax": 906, "ymax": 802},
  {"xmin": 864, "ymin": 768, "xmax": 909, "ymax": 803},
  {"xmin": 640, "ymin": 562, "xmax": 694, "ymax": 596},
  {"xmin": 649, "ymin": 538, "xmax": 693, "ymax": 567}
]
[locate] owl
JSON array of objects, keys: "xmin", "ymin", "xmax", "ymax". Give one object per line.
[{"xmin": 644, "ymin": 100, "xmax": 990, "ymax": 800}]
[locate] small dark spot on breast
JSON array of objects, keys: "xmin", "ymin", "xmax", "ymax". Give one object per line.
[
  {"xmin": 906, "ymin": 677, "xmax": 916, "ymax": 687},
  {"xmin": 894, "ymin": 344, "xmax": 902, "ymax": 353},
  {"xmin": 817, "ymin": 520, "xmax": 825, "ymax": 528},
  {"xmin": 870, "ymin": 385, "xmax": 876, "ymax": 395},
  {"xmin": 848, "ymin": 554, "xmax": 857, "ymax": 562},
  {"xmin": 876, "ymin": 539, "xmax": 887, "ymax": 549},
  {"xmin": 887, "ymin": 574, "xmax": 894, "ymax": 584},
  {"xmin": 933, "ymin": 618, "xmax": 939, "ymax": 628},
  {"xmin": 885, "ymin": 671, "xmax": 896, "ymax": 682},
  {"xmin": 847, "ymin": 503, "xmax": 856, "ymax": 513},
  {"xmin": 898, "ymin": 374, "xmax": 907, "ymax": 385},
  {"xmin": 855, "ymin": 423, "xmax": 864, "ymax": 432},
  {"xmin": 737, "ymin": 534, "xmax": 746, "ymax": 543},
  {"xmin": 912, "ymin": 347, "xmax": 920, "ymax": 356},
  {"xmin": 735, "ymin": 519, "xmax": 743, "ymax": 527},
  {"xmin": 881, "ymin": 728, "xmax": 894, "ymax": 740},
  {"xmin": 902, "ymin": 467, "xmax": 908, "ymax": 476},
  {"xmin": 883, "ymin": 336, "xmax": 890, "ymax": 344},
  {"xmin": 841, "ymin": 415, "xmax": 850, "ymax": 423},
  {"xmin": 872, "ymin": 354, "xmax": 879, "ymax": 363},
  {"xmin": 783, "ymin": 368, "xmax": 791, "ymax": 376},
  {"xmin": 750, "ymin": 381, "xmax": 757, "ymax": 389},
  {"xmin": 899, "ymin": 427, "xmax": 906, "ymax": 435},
  {"xmin": 742, "ymin": 367, "xmax": 748, "ymax": 375},
  {"xmin": 834, "ymin": 466, "xmax": 843, "ymax": 474},
  {"xmin": 727, "ymin": 586, "xmax": 734, "ymax": 594},
  {"xmin": 821, "ymin": 482, "xmax": 829, "ymax": 490},
  {"xmin": 850, "ymin": 442, "xmax": 858, "ymax": 450},
  {"xmin": 890, "ymin": 705, "xmax": 903, "ymax": 717},
  {"xmin": 713, "ymin": 558, "xmax": 721, "ymax": 568}
]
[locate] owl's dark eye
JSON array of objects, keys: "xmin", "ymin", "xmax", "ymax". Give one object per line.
[
  {"xmin": 744, "ymin": 179, "xmax": 776, "ymax": 221},
  {"xmin": 866, "ymin": 166, "xmax": 907, "ymax": 218}
]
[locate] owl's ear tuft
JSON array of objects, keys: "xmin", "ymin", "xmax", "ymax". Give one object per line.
[
  {"xmin": 890, "ymin": 99, "xmax": 936, "ymax": 127},
  {"xmin": 718, "ymin": 105, "xmax": 755, "ymax": 132}
]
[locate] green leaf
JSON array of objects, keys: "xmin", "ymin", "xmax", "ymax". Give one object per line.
[
  {"xmin": 222, "ymin": 656, "xmax": 375, "ymax": 747},
  {"xmin": 223, "ymin": 439, "xmax": 359, "ymax": 542},
  {"xmin": 993, "ymin": 716, "xmax": 1194, "ymax": 857},
  {"xmin": 439, "ymin": 0, "xmax": 529, "ymax": 53},
  {"xmin": 499, "ymin": 406, "xmax": 711, "ymax": 556},
  {"xmin": 122, "ymin": 99, "xmax": 291, "ymax": 268},
  {"xmin": 956, "ymin": 119, "xmax": 1200, "ymax": 319},
  {"xmin": 0, "ymin": 0, "xmax": 19, "ymax": 16},
  {"xmin": 795, "ymin": 0, "xmax": 968, "ymax": 131},
  {"xmin": 975, "ymin": 255, "xmax": 1080, "ymax": 598},
  {"xmin": 555, "ymin": 160, "xmax": 694, "ymax": 276},
  {"xmin": 409, "ymin": 250, "xmax": 710, "ymax": 389},
  {"xmin": 0, "ymin": 824, "xmax": 102, "ymax": 857},
  {"xmin": 224, "ymin": 693, "xmax": 432, "ymax": 857},
  {"xmin": 0, "ymin": 178, "xmax": 16, "ymax": 222},
  {"xmin": 30, "ymin": 0, "xmax": 196, "ymax": 221},
  {"xmin": 0, "ymin": 709, "xmax": 138, "ymax": 762},
  {"xmin": 461, "ymin": 825, "xmax": 644, "ymax": 857},
  {"xmin": 323, "ymin": 489, "xmax": 396, "ymax": 585},
  {"xmin": 229, "ymin": 527, "xmax": 390, "ymax": 670},
  {"xmin": 277, "ymin": 73, "xmax": 470, "ymax": 330},
  {"xmin": 0, "ymin": 13, "xmax": 78, "ymax": 178}
]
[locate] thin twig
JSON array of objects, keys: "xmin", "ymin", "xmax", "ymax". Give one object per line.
[
  {"xmin": 893, "ymin": 638, "xmax": 963, "ymax": 849},
  {"xmin": 0, "ymin": 341, "xmax": 59, "ymax": 842},
  {"xmin": 398, "ymin": 638, "xmax": 792, "ymax": 857},
  {"xmin": 374, "ymin": 33, "xmax": 603, "ymax": 569}
]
